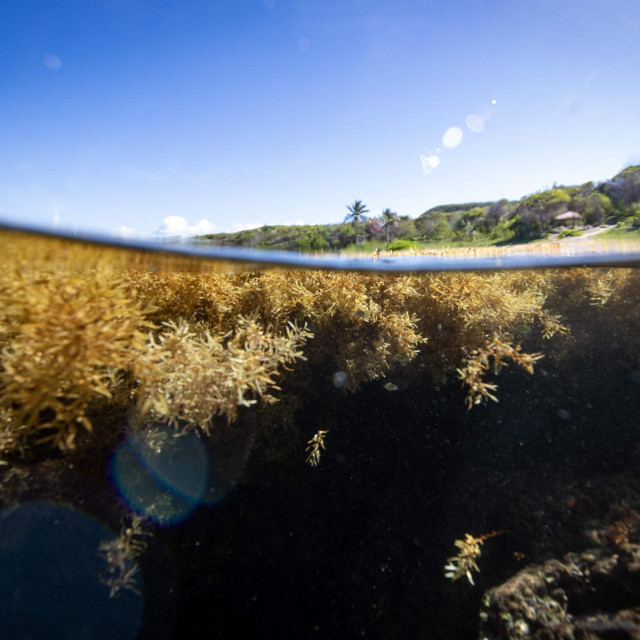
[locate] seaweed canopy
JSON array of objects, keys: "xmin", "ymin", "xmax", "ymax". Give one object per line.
[
  {"xmin": 0, "ymin": 236, "xmax": 312, "ymax": 452},
  {"xmin": 0, "ymin": 263, "xmax": 151, "ymax": 450},
  {"xmin": 233, "ymin": 271, "xmax": 427, "ymax": 390},
  {"xmin": 121, "ymin": 268, "xmax": 565, "ymax": 399},
  {"xmin": 253, "ymin": 269, "xmax": 555, "ymax": 396},
  {"xmin": 133, "ymin": 316, "xmax": 312, "ymax": 434},
  {"xmin": 2, "ymin": 231, "xmax": 639, "ymax": 455},
  {"xmin": 127, "ymin": 269, "xmax": 427, "ymax": 391}
]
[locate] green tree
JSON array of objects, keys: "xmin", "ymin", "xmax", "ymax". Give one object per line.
[
  {"xmin": 381, "ymin": 208, "xmax": 399, "ymax": 242},
  {"xmin": 514, "ymin": 188, "xmax": 571, "ymax": 237},
  {"xmin": 344, "ymin": 200, "xmax": 369, "ymax": 244},
  {"xmin": 604, "ymin": 165, "xmax": 640, "ymax": 207},
  {"xmin": 583, "ymin": 193, "xmax": 612, "ymax": 225},
  {"xmin": 459, "ymin": 207, "xmax": 485, "ymax": 237},
  {"xmin": 416, "ymin": 214, "xmax": 439, "ymax": 239},
  {"xmin": 486, "ymin": 200, "xmax": 511, "ymax": 230},
  {"xmin": 328, "ymin": 224, "xmax": 357, "ymax": 249},
  {"xmin": 344, "ymin": 200, "xmax": 369, "ymax": 226}
]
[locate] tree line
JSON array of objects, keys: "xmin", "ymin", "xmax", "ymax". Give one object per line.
[{"xmin": 198, "ymin": 165, "xmax": 640, "ymax": 251}]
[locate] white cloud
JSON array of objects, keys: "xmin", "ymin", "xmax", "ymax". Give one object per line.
[
  {"xmin": 111, "ymin": 215, "xmax": 217, "ymax": 240},
  {"xmin": 156, "ymin": 215, "xmax": 217, "ymax": 237},
  {"xmin": 112, "ymin": 226, "xmax": 149, "ymax": 240}
]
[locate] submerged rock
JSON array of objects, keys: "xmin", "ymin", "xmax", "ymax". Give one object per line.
[{"xmin": 479, "ymin": 544, "xmax": 640, "ymax": 639}]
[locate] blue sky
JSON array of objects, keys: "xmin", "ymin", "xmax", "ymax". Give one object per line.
[{"xmin": 1, "ymin": 0, "xmax": 639, "ymax": 237}]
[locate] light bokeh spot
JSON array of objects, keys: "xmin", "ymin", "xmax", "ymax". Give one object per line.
[
  {"xmin": 465, "ymin": 114, "xmax": 485, "ymax": 133},
  {"xmin": 112, "ymin": 426, "xmax": 209, "ymax": 525},
  {"xmin": 442, "ymin": 126, "xmax": 463, "ymax": 148},
  {"xmin": 0, "ymin": 501, "xmax": 141, "ymax": 638},
  {"xmin": 43, "ymin": 53, "xmax": 62, "ymax": 70},
  {"xmin": 332, "ymin": 371, "xmax": 347, "ymax": 388},
  {"xmin": 420, "ymin": 155, "xmax": 440, "ymax": 174}
]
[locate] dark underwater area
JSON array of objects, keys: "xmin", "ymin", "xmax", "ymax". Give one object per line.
[
  {"xmin": 4, "ymin": 332, "xmax": 639, "ymax": 639},
  {"xmin": 142, "ymin": 342, "xmax": 640, "ymax": 639}
]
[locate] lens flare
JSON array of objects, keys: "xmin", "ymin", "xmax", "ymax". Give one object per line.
[
  {"xmin": 332, "ymin": 371, "xmax": 348, "ymax": 388},
  {"xmin": 465, "ymin": 114, "xmax": 485, "ymax": 133},
  {"xmin": 442, "ymin": 126, "xmax": 463, "ymax": 148},
  {"xmin": 420, "ymin": 155, "xmax": 440, "ymax": 174},
  {"xmin": 112, "ymin": 426, "xmax": 209, "ymax": 525},
  {"xmin": 0, "ymin": 501, "xmax": 141, "ymax": 639},
  {"xmin": 43, "ymin": 53, "xmax": 62, "ymax": 70}
]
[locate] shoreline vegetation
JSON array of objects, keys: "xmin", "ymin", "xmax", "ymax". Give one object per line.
[{"xmin": 197, "ymin": 165, "xmax": 640, "ymax": 254}]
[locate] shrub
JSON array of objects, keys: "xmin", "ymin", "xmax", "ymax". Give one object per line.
[
  {"xmin": 557, "ymin": 229, "xmax": 583, "ymax": 239},
  {"xmin": 386, "ymin": 239, "xmax": 417, "ymax": 251}
]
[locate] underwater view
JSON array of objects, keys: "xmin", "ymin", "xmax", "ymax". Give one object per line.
[{"xmin": 1, "ymin": 227, "xmax": 640, "ymax": 639}]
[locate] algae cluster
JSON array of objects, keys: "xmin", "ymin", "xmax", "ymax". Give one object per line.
[{"xmin": 1, "ymin": 229, "xmax": 639, "ymax": 459}]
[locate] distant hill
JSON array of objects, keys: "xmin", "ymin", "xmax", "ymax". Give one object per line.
[
  {"xmin": 197, "ymin": 165, "xmax": 640, "ymax": 251},
  {"xmin": 421, "ymin": 202, "xmax": 499, "ymax": 215},
  {"xmin": 613, "ymin": 164, "xmax": 640, "ymax": 179}
]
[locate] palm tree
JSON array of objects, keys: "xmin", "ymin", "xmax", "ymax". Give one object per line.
[
  {"xmin": 344, "ymin": 200, "xmax": 369, "ymax": 244},
  {"xmin": 381, "ymin": 208, "xmax": 399, "ymax": 243},
  {"xmin": 344, "ymin": 200, "xmax": 369, "ymax": 226}
]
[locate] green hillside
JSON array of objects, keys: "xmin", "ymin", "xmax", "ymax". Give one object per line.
[{"xmin": 197, "ymin": 165, "xmax": 640, "ymax": 252}]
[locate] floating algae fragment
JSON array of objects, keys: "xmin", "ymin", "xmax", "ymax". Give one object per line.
[
  {"xmin": 383, "ymin": 382, "xmax": 398, "ymax": 392},
  {"xmin": 305, "ymin": 429, "xmax": 329, "ymax": 466},
  {"xmin": 444, "ymin": 530, "xmax": 507, "ymax": 585}
]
